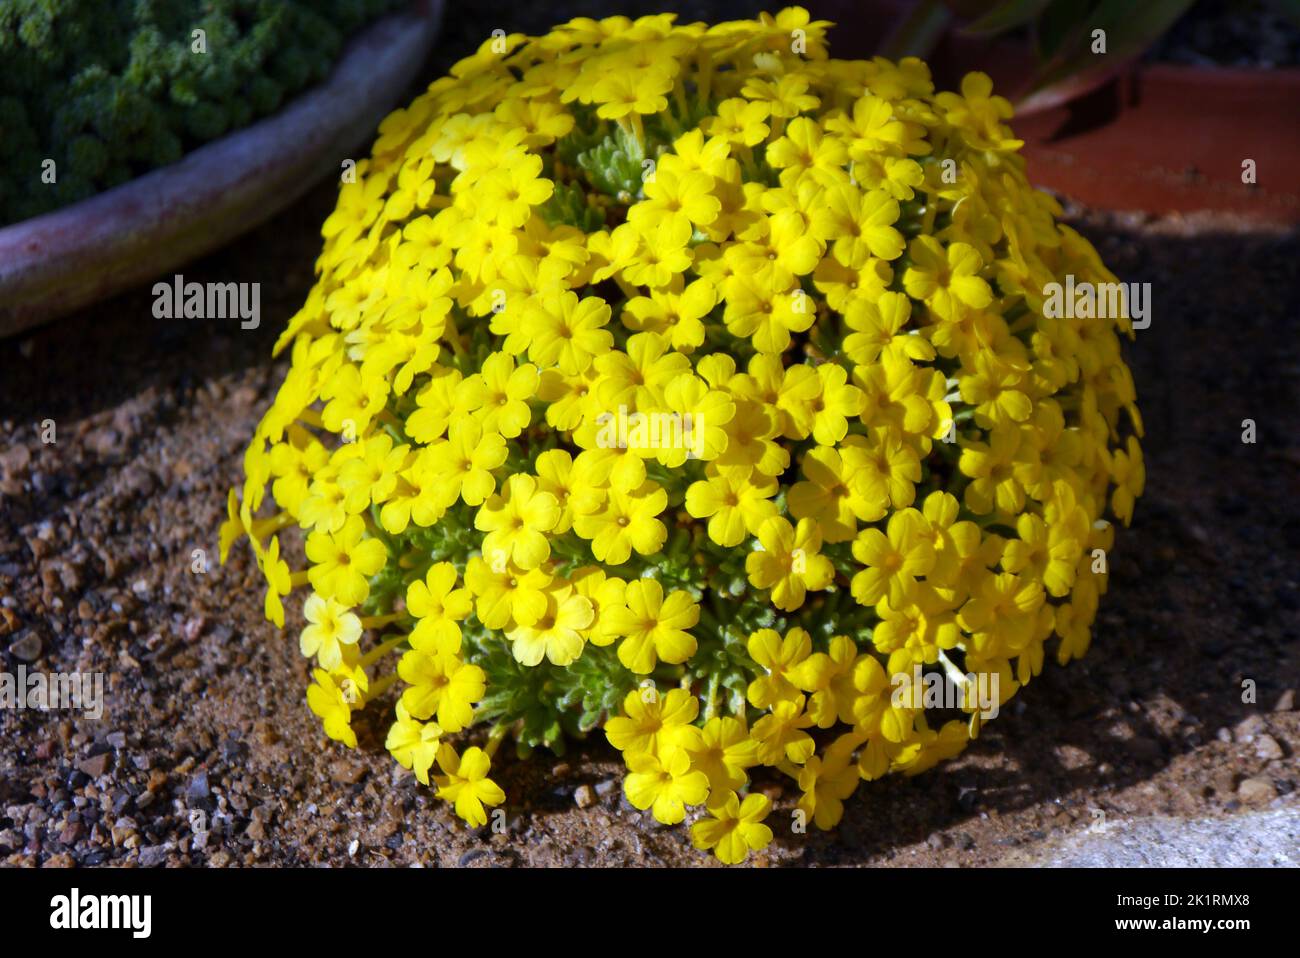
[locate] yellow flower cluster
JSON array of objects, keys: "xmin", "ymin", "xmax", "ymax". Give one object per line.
[{"xmin": 223, "ymin": 7, "xmax": 1145, "ymax": 864}]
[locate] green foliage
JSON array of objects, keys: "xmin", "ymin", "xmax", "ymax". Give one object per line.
[
  {"xmin": 0, "ymin": 0, "xmax": 403, "ymax": 225},
  {"xmin": 470, "ymin": 636, "xmax": 640, "ymax": 756},
  {"xmin": 575, "ymin": 124, "xmax": 648, "ymax": 203},
  {"xmin": 538, "ymin": 179, "xmax": 606, "ymax": 233}
]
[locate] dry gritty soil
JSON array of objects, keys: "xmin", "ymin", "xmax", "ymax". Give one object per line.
[{"xmin": 1, "ymin": 0, "xmax": 1298, "ymax": 868}]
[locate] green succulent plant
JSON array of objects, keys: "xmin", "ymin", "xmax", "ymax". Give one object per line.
[{"xmin": 0, "ymin": 0, "xmax": 404, "ymax": 226}]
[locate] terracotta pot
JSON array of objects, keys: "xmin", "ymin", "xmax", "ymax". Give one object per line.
[
  {"xmin": 0, "ymin": 0, "xmax": 445, "ymax": 339},
  {"xmin": 820, "ymin": 0, "xmax": 1300, "ymax": 223},
  {"xmin": 936, "ymin": 29, "xmax": 1300, "ymax": 223}
]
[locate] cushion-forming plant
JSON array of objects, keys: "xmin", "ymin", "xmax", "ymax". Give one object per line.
[
  {"xmin": 224, "ymin": 7, "xmax": 1145, "ymax": 864},
  {"xmin": 0, "ymin": 0, "xmax": 403, "ymax": 225}
]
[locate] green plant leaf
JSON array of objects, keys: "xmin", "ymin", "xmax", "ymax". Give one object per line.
[
  {"xmin": 1035, "ymin": 0, "xmax": 1095, "ymax": 61},
  {"xmin": 1020, "ymin": 0, "xmax": 1194, "ymax": 114},
  {"xmin": 959, "ymin": 0, "xmax": 1055, "ymax": 35}
]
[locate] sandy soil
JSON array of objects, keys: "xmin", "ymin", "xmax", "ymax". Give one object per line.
[{"xmin": 1, "ymin": 0, "xmax": 1297, "ymax": 867}]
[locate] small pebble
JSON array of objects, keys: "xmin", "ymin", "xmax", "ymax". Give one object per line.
[
  {"xmin": 1254, "ymin": 734, "xmax": 1284, "ymax": 761},
  {"xmin": 1236, "ymin": 778, "xmax": 1277, "ymax": 805},
  {"xmin": 8, "ymin": 632, "xmax": 41, "ymax": 662},
  {"xmin": 137, "ymin": 844, "xmax": 169, "ymax": 867},
  {"xmin": 76, "ymin": 754, "xmax": 110, "ymax": 779},
  {"xmin": 458, "ymin": 848, "xmax": 487, "ymax": 867}
]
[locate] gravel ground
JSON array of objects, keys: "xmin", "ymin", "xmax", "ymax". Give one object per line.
[{"xmin": 1, "ymin": 1, "xmax": 1297, "ymax": 868}]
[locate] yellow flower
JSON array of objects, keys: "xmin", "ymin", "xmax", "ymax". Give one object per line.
[
  {"xmin": 524, "ymin": 291, "xmax": 613, "ymax": 375},
  {"xmin": 459, "ymin": 352, "xmax": 538, "ymax": 438},
  {"xmin": 380, "ymin": 448, "xmax": 456, "ymax": 534},
  {"xmin": 320, "ymin": 364, "xmax": 389, "ymax": 436},
  {"xmin": 261, "ymin": 535, "xmax": 294, "ymax": 628},
  {"xmin": 405, "ymin": 365, "xmax": 465, "ymax": 442},
  {"xmin": 751, "ymin": 696, "xmax": 816, "ymax": 764},
  {"xmin": 826, "ymin": 93, "xmax": 925, "ymax": 161},
  {"xmin": 434, "ymin": 745, "xmax": 505, "ymax": 828},
  {"xmin": 506, "ymin": 585, "xmax": 594, "ymax": 666},
  {"xmin": 569, "ymin": 566, "xmax": 627, "ymax": 646},
  {"xmin": 789, "ymin": 445, "xmax": 880, "ymax": 543},
  {"xmin": 594, "ymin": 331, "xmax": 689, "ymax": 412},
  {"xmin": 628, "ymin": 165, "xmax": 720, "ymax": 235},
  {"xmin": 592, "ymin": 68, "xmax": 672, "ymax": 119},
  {"xmin": 960, "ymin": 351, "xmax": 1033, "ymax": 428},
  {"xmin": 307, "ymin": 668, "xmax": 359, "ymax": 749},
  {"xmin": 796, "ymin": 753, "xmax": 860, "ymax": 830},
  {"xmin": 871, "ymin": 583, "xmax": 961, "ymax": 674},
  {"xmin": 1106, "ymin": 436, "xmax": 1145, "ymax": 526},
  {"xmin": 746, "ymin": 626, "xmax": 812, "ymax": 709},
  {"xmin": 477, "ymin": 152, "xmax": 554, "ymax": 228},
  {"xmin": 475, "ymin": 473, "xmax": 561, "ymax": 571},
  {"xmin": 813, "ymin": 183, "xmax": 904, "ymax": 263},
  {"xmin": 1001, "ymin": 513, "xmax": 1080, "ymax": 598},
  {"xmin": 808, "ymin": 362, "xmax": 864, "ymax": 446},
  {"xmin": 299, "ymin": 593, "xmax": 362, "ymax": 670},
  {"xmin": 407, "ymin": 562, "xmax": 473, "ymax": 653},
  {"xmin": 683, "ymin": 716, "xmax": 760, "ymax": 797},
  {"xmin": 398, "ymin": 648, "xmax": 485, "ymax": 732},
  {"xmin": 605, "ymin": 687, "xmax": 699, "ymax": 758},
  {"xmin": 227, "ymin": 11, "xmax": 1144, "ymax": 862},
  {"xmin": 572, "ymin": 481, "xmax": 667, "ymax": 565},
  {"xmin": 726, "ymin": 209, "xmax": 823, "ymax": 287},
  {"xmin": 935, "ymin": 71, "xmax": 1023, "ymax": 151},
  {"xmin": 534, "ymin": 448, "xmax": 601, "ymax": 534},
  {"xmin": 623, "ymin": 747, "xmax": 710, "ymax": 825},
  {"xmin": 464, "ymin": 555, "xmax": 552, "ymax": 630},
  {"xmin": 268, "ymin": 427, "xmax": 329, "ymax": 517},
  {"xmin": 850, "ymin": 508, "xmax": 936, "ymax": 607},
  {"xmin": 434, "ymin": 418, "xmax": 508, "ymax": 507},
  {"xmin": 903, "ymin": 236, "xmax": 992, "ymax": 320},
  {"xmin": 686, "ymin": 466, "xmax": 778, "ymax": 547},
  {"xmin": 606, "ymin": 579, "xmax": 699, "ymax": 674},
  {"xmin": 958, "ymin": 572, "xmax": 1045, "ymax": 659},
  {"xmin": 305, "ymin": 515, "xmax": 387, "ymax": 606},
  {"xmin": 766, "ymin": 116, "xmax": 847, "ymax": 185},
  {"xmin": 843, "ymin": 291, "xmax": 934, "ymax": 367},
  {"xmin": 715, "ymin": 400, "xmax": 789, "ymax": 476},
  {"xmin": 793, "ymin": 634, "xmax": 861, "ymax": 727},
  {"xmin": 704, "ymin": 97, "xmax": 770, "ymax": 146},
  {"xmin": 622, "ymin": 277, "xmax": 718, "ymax": 354},
  {"xmin": 741, "ymin": 71, "xmax": 819, "ymax": 118},
  {"xmin": 745, "ymin": 517, "xmax": 834, "ymax": 611},
  {"xmin": 959, "ymin": 426, "xmax": 1030, "ymax": 515},
  {"xmin": 386, "ymin": 702, "xmax": 442, "ymax": 785},
  {"xmin": 691, "ymin": 791, "xmax": 773, "ymax": 865},
  {"xmin": 337, "ymin": 433, "xmax": 409, "ymax": 514}
]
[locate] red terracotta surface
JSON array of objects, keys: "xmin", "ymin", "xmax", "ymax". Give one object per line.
[
  {"xmin": 1011, "ymin": 66, "xmax": 1300, "ymax": 223},
  {"xmin": 823, "ymin": 0, "xmax": 1300, "ymax": 223}
]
